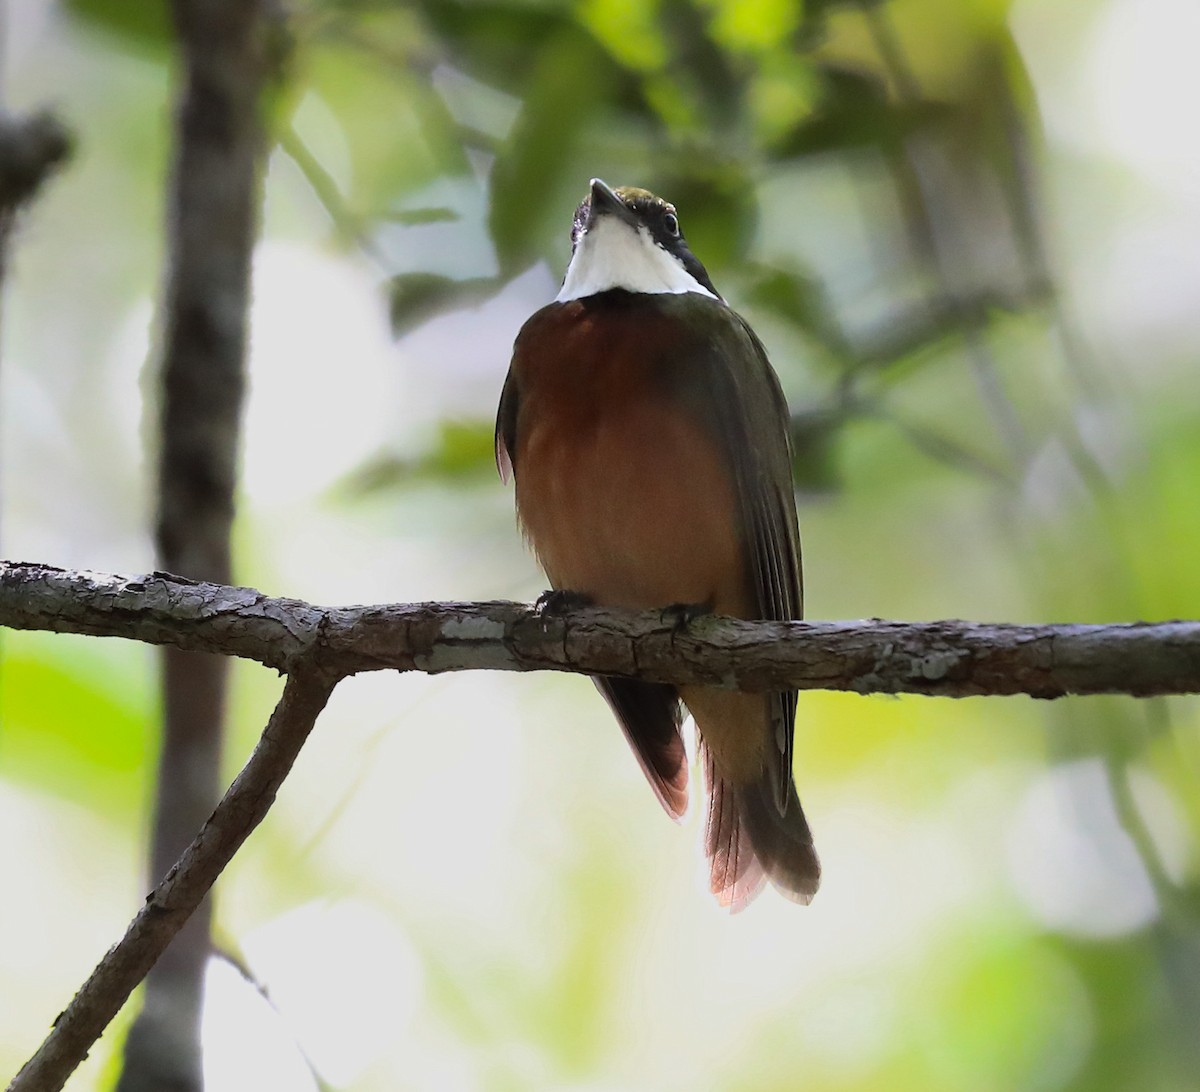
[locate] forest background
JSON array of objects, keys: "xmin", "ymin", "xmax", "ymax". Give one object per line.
[{"xmin": 2, "ymin": 0, "xmax": 1200, "ymax": 1089}]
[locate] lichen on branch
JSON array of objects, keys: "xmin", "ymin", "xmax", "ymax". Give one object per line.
[{"xmin": 3, "ymin": 560, "xmax": 1199, "ymax": 699}]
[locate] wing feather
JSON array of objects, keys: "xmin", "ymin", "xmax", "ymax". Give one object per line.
[
  {"xmin": 688, "ymin": 307, "xmax": 804, "ymax": 816},
  {"xmin": 495, "ymin": 369, "xmax": 519, "ymax": 483},
  {"xmin": 595, "ymin": 677, "xmax": 688, "ymax": 819}
]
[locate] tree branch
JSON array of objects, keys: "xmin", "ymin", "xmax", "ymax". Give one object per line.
[
  {"xmin": 5, "ymin": 555, "xmax": 1199, "ymax": 1088},
  {"xmin": 3, "ymin": 561, "xmax": 1199, "ymax": 699},
  {"xmin": 6, "ymin": 668, "xmax": 336, "ymax": 1092}
]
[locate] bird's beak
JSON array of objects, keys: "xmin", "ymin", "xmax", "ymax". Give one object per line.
[{"xmin": 587, "ymin": 178, "xmax": 633, "ymax": 225}]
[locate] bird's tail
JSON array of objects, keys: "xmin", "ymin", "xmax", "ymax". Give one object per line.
[{"xmin": 702, "ymin": 743, "xmax": 821, "ymax": 912}]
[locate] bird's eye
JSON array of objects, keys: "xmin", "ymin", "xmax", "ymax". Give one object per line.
[{"xmin": 663, "ymin": 211, "xmax": 680, "ymax": 237}]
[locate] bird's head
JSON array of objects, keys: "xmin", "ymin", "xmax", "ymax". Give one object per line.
[{"xmin": 556, "ymin": 178, "xmax": 720, "ymax": 303}]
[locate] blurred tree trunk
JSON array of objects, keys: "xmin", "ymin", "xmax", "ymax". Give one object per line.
[
  {"xmin": 117, "ymin": 3, "xmax": 272, "ymax": 1089},
  {"xmin": 0, "ymin": 109, "xmax": 71, "ymax": 549}
]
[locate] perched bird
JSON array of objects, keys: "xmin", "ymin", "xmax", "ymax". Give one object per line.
[{"xmin": 496, "ymin": 178, "xmax": 819, "ymax": 909}]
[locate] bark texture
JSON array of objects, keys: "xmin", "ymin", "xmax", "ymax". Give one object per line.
[
  {"xmin": 4, "ymin": 562, "xmax": 1199, "ymax": 699},
  {"xmin": 119, "ymin": 2, "xmax": 272, "ymax": 1089}
]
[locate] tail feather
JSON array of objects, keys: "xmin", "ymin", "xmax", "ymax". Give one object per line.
[
  {"xmin": 702, "ymin": 742, "xmax": 820, "ymax": 910},
  {"xmin": 702, "ymin": 745, "xmax": 766, "ymax": 911}
]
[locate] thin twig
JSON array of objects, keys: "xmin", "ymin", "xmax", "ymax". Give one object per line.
[
  {"xmin": 278, "ymin": 123, "xmax": 386, "ymax": 262},
  {"xmin": 6, "ymin": 668, "xmax": 338, "ymax": 1092}
]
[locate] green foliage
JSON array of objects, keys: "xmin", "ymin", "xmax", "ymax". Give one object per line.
[
  {"xmin": 487, "ymin": 20, "xmax": 635, "ymax": 272},
  {"xmin": 777, "ymin": 64, "xmax": 949, "ymax": 156},
  {"xmin": 303, "ymin": 41, "xmax": 472, "ymax": 212},
  {"xmin": 336, "ymin": 420, "xmax": 501, "ymax": 497},
  {"xmin": 389, "ymin": 273, "xmax": 500, "ymax": 335},
  {"xmin": 0, "ymin": 633, "xmax": 152, "ymax": 819},
  {"xmin": 65, "ymin": 0, "xmax": 172, "ymax": 53},
  {"xmin": 5, "ymin": 1, "xmax": 1200, "ymax": 1089}
]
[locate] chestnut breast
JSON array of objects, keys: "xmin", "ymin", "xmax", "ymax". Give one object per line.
[{"xmin": 509, "ymin": 294, "xmax": 752, "ymax": 616}]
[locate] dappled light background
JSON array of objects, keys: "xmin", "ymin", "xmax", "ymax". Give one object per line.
[{"xmin": 3, "ymin": 0, "xmax": 1200, "ymax": 1089}]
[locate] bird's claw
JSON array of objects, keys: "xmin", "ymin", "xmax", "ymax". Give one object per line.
[
  {"xmin": 660, "ymin": 601, "xmax": 713, "ymax": 632},
  {"xmin": 533, "ymin": 588, "xmax": 593, "ymax": 617}
]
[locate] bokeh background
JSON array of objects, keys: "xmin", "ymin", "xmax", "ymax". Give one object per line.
[{"xmin": 3, "ymin": 0, "xmax": 1200, "ymax": 1088}]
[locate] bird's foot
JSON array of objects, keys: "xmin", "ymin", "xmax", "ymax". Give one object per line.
[
  {"xmin": 533, "ymin": 588, "xmax": 593, "ymax": 617},
  {"xmin": 660, "ymin": 600, "xmax": 713, "ymax": 632}
]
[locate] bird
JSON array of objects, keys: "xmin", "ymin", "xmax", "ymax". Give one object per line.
[{"xmin": 495, "ymin": 178, "xmax": 819, "ymax": 910}]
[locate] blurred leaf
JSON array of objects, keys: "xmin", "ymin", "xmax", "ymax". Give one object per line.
[
  {"xmin": 743, "ymin": 262, "xmax": 841, "ymax": 343},
  {"xmin": 749, "ymin": 52, "xmax": 820, "ymax": 149},
  {"xmin": 793, "ymin": 0, "xmax": 859, "ymax": 49},
  {"xmin": 520, "ymin": 836, "xmax": 635, "ymax": 1072},
  {"xmin": 851, "ymin": 292, "xmax": 1035, "ymax": 379},
  {"xmin": 0, "ymin": 112, "xmax": 74, "ymax": 211},
  {"xmin": 790, "ymin": 402, "xmax": 846, "ymax": 493},
  {"xmin": 409, "ymin": 71, "xmax": 476, "ymax": 180},
  {"xmin": 388, "ymin": 272, "xmax": 500, "ymax": 335},
  {"xmin": 337, "ymin": 420, "xmax": 497, "ymax": 496},
  {"xmin": 384, "ymin": 206, "xmax": 461, "ymax": 225},
  {"xmin": 884, "ymin": 410, "xmax": 1014, "ymax": 484},
  {"xmin": 305, "ymin": 43, "xmax": 470, "ymax": 215},
  {"xmin": 0, "ymin": 634, "xmax": 150, "ymax": 817},
  {"xmin": 412, "ymin": 419, "xmax": 498, "ymax": 478},
  {"xmin": 659, "ymin": 0, "xmax": 744, "ymax": 128},
  {"xmin": 65, "ymin": 0, "xmax": 172, "ymax": 53},
  {"xmin": 416, "ymin": 0, "xmax": 579, "ymax": 98},
  {"xmin": 776, "ymin": 63, "xmax": 949, "ymax": 157},
  {"xmin": 701, "ymin": 0, "xmax": 802, "ymax": 56},
  {"xmin": 919, "ymin": 938, "xmax": 1095, "ymax": 1088},
  {"xmin": 1038, "ymin": 932, "xmax": 1183, "ymax": 1092},
  {"xmin": 578, "ymin": 0, "xmax": 669, "ymax": 72},
  {"xmin": 488, "ymin": 25, "xmax": 628, "ymax": 272}
]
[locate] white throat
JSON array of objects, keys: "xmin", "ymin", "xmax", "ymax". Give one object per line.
[{"xmin": 555, "ymin": 216, "xmax": 717, "ymax": 303}]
